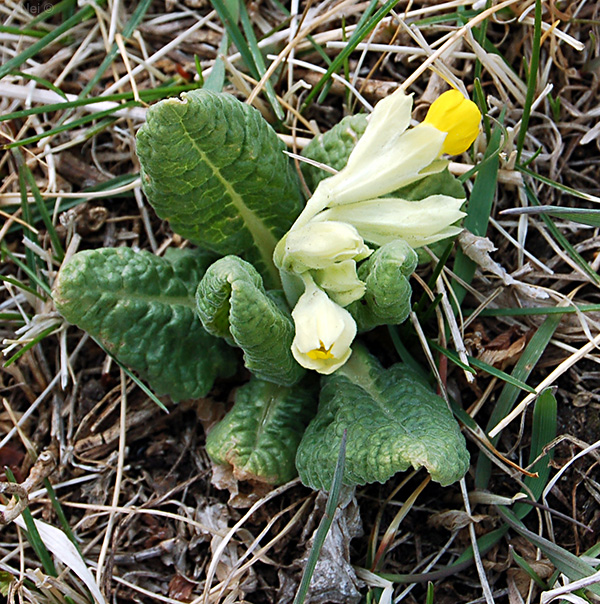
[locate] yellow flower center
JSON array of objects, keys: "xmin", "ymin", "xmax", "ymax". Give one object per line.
[
  {"xmin": 307, "ymin": 341, "xmax": 335, "ymax": 360},
  {"xmin": 423, "ymin": 89, "xmax": 481, "ymax": 155}
]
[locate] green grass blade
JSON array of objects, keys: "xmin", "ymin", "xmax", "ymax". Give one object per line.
[
  {"xmin": 3, "ymin": 323, "xmax": 61, "ymax": 368},
  {"xmin": 22, "ymin": 162, "xmax": 65, "ymax": 261},
  {"xmin": 413, "ymin": 9, "xmax": 480, "ymax": 27},
  {"xmin": 524, "ymin": 184, "xmax": 600, "ymax": 287},
  {"xmin": 0, "ymin": 312, "xmax": 28, "ymax": 323},
  {"xmin": 16, "ymin": 155, "xmax": 43, "ymax": 279},
  {"xmin": 44, "ymin": 478, "xmax": 83, "ymax": 555},
  {"xmin": 475, "ymin": 303, "xmax": 600, "ymax": 317},
  {"xmin": 0, "ymin": 274, "xmax": 45, "ymax": 300},
  {"xmin": 514, "ymin": 389, "xmax": 556, "ymax": 514},
  {"xmin": 452, "ymin": 123, "xmax": 503, "ymax": 305},
  {"xmin": 92, "ymin": 338, "xmax": 168, "ymax": 412},
  {"xmin": 518, "ymin": 164, "xmax": 600, "ymax": 203},
  {"xmin": 5, "ymin": 174, "xmax": 139, "ymax": 235},
  {"xmin": 203, "ymin": 36, "xmax": 228, "ymax": 91},
  {"xmin": 498, "ymin": 506, "xmax": 600, "ymax": 596},
  {"xmin": 0, "ymin": 25, "xmax": 49, "ymax": 38},
  {"xmin": 0, "ymin": 2, "xmax": 102, "ymax": 80},
  {"xmin": 4, "ymin": 469, "xmax": 57, "ymax": 577},
  {"xmin": 78, "ymin": 0, "xmax": 154, "ymax": 98},
  {"xmin": 1, "ymin": 244, "xmax": 52, "ymax": 297},
  {"xmin": 0, "ymin": 84, "xmax": 198, "ymax": 124},
  {"xmin": 4, "ymin": 101, "xmax": 138, "ymax": 149},
  {"xmin": 511, "ymin": 549, "xmax": 549, "ymax": 589},
  {"xmin": 413, "ymin": 242, "xmax": 454, "ymax": 317},
  {"xmin": 293, "ymin": 431, "xmax": 347, "ymax": 604},
  {"xmin": 426, "ymin": 582, "xmax": 435, "ymax": 604},
  {"xmin": 515, "ymin": 0, "xmax": 542, "ymax": 162},
  {"xmin": 468, "ymin": 356, "xmax": 536, "ymax": 392},
  {"xmin": 238, "ymin": 1, "xmax": 284, "ymax": 120},
  {"xmin": 9, "ymin": 71, "xmax": 68, "ymax": 99},
  {"xmin": 28, "ymin": 0, "xmax": 76, "ymax": 27},
  {"xmin": 303, "ymin": 0, "xmax": 400, "ymax": 108},
  {"xmin": 501, "ymin": 205, "xmax": 600, "ymax": 228},
  {"xmin": 387, "ymin": 326, "xmax": 430, "ymax": 379},
  {"xmin": 474, "ymin": 314, "xmax": 561, "ymax": 489},
  {"xmin": 427, "ymin": 340, "xmax": 477, "ymax": 376},
  {"xmin": 429, "ymin": 340, "xmax": 537, "ymax": 391},
  {"xmin": 378, "ymin": 526, "xmax": 509, "ymax": 584},
  {"xmin": 209, "ymin": 0, "xmax": 259, "ymax": 81}
]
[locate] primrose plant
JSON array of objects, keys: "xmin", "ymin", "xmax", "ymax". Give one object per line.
[{"xmin": 54, "ymin": 87, "xmax": 480, "ymax": 490}]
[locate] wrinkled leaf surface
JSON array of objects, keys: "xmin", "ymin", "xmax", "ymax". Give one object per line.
[
  {"xmin": 54, "ymin": 247, "xmax": 236, "ymax": 401},
  {"xmin": 296, "ymin": 347, "xmax": 469, "ymax": 489},
  {"xmin": 137, "ymin": 90, "xmax": 304, "ymax": 287},
  {"xmin": 206, "ymin": 376, "xmax": 318, "ymax": 484},
  {"xmin": 196, "ymin": 255, "xmax": 305, "ymax": 386}
]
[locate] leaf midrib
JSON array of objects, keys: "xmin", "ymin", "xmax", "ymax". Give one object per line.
[{"xmin": 176, "ymin": 112, "xmax": 280, "ymax": 284}]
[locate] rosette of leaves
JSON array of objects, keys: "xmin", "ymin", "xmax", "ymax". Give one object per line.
[
  {"xmin": 206, "ymin": 376, "xmax": 318, "ymax": 484},
  {"xmin": 296, "ymin": 347, "xmax": 469, "ymax": 490},
  {"xmin": 53, "ymin": 247, "xmax": 236, "ymax": 402},
  {"xmin": 195, "ymin": 255, "xmax": 304, "ymax": 386},
  {"xmin": 136, "ymin": 89, "xmax": 305, "ymax": 288}
]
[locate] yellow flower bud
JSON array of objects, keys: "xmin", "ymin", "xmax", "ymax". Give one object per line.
[{"xmin": 423, "ymin": 90, "xmax": 481, "ymax": 155}]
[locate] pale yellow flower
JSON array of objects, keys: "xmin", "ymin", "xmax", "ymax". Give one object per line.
[
  {"xmin": 276, "ymin": 221, "xmax": 372, "ymax": 273},
  {"xmin": 291, "ymin": 277, "xmax": 357, "ymax": 374}
]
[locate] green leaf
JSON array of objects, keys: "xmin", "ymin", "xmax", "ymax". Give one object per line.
[
  {"xmin": 53, "ymin": 247, "xmax": 236, "ymax": 402},
  {"xmin": 206, "ymin": 376, "xmax": 318, "ymax": 484},
  {"xmin": 136, "ymin": 90, "xmax": 305, "ymax": 287},
  {"xmin": 196, "ymin": 255, "xmax": 305, "ymax": 386},
  {"xmin": 392, "ymin": 167, "xmax": 466, "ymax": 201},
  {"xmin": 301, "ymin": 114, "xmax": 368, "ymax": 192},
  {"xmin": 296, "ymin": 346, "xmax": 469, "ymax": 490},
  {"xmin": 347, "ymin": 240, "xmax": 418, "ymax": 331}
]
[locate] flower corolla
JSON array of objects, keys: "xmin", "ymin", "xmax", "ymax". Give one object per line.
[
  {"xmin": 274, "ymin": 220, "xmax": 372, "ymax": 307},
  {"xmin": 290, "ymin": 277, "xmax": 357, "ymax": 374},
  {"xmin": 276, "ymin": 221, "xmax": 372, "ymax": 272},
  {"xmin": 423, "ymin": 89, "xmax": 481, "ymax": 156}
]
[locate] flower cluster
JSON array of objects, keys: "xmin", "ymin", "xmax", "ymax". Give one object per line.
[{"xmin": 275, "ymin": 89, "xmax": 481, "ymax": 374}]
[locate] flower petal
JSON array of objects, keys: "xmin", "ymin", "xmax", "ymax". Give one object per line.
[
  {"xmin": 343, "ymin": 88, "xmax": 414, "ymax": 171},
  {"xmin": 423, "ymin": 90, "xmax": 481, "ymax": 155},
  {"xmin": 314, "ymin": 195, "xmax": 466, "ymax": 248},
  {"xmin": 278, "ymin": 220, "xmax": 372, "ymax": 272},
  {"xmin": 313, "ymin": 259, "xmax": 366, "ymax": 307},
  {"xmin": 291, "ymin": 281, "xmax": 357, "ymax": 374},
  {"xmin": 317, "ymin": 124, "xmax": 446, "ymax": 207}
]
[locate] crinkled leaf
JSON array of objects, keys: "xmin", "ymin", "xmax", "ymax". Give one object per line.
[
  {"xmin": 196, "ymin": 255, "xmax": 305, "ymax": 386},
  {"xmin": 136, "ymin": 90, "xmax": 305, "ymax": 287},
  {"xmin": 348, "ymin": 240, "xmax": 418, "ymax": 331},
  {"xmin": 206, "ymin": 376, "xmax": 318, "ymax": 484},
  {"xmin": 301, "ymin": 114, "xmax": 368, "ymax": 192},
  {"xmin": 54, "ymin": 247, "xmax": 236, "ymax": 402},
  {"xmin": 296, "ymin": 347, "xmax": 469, "ymax": 490}
]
